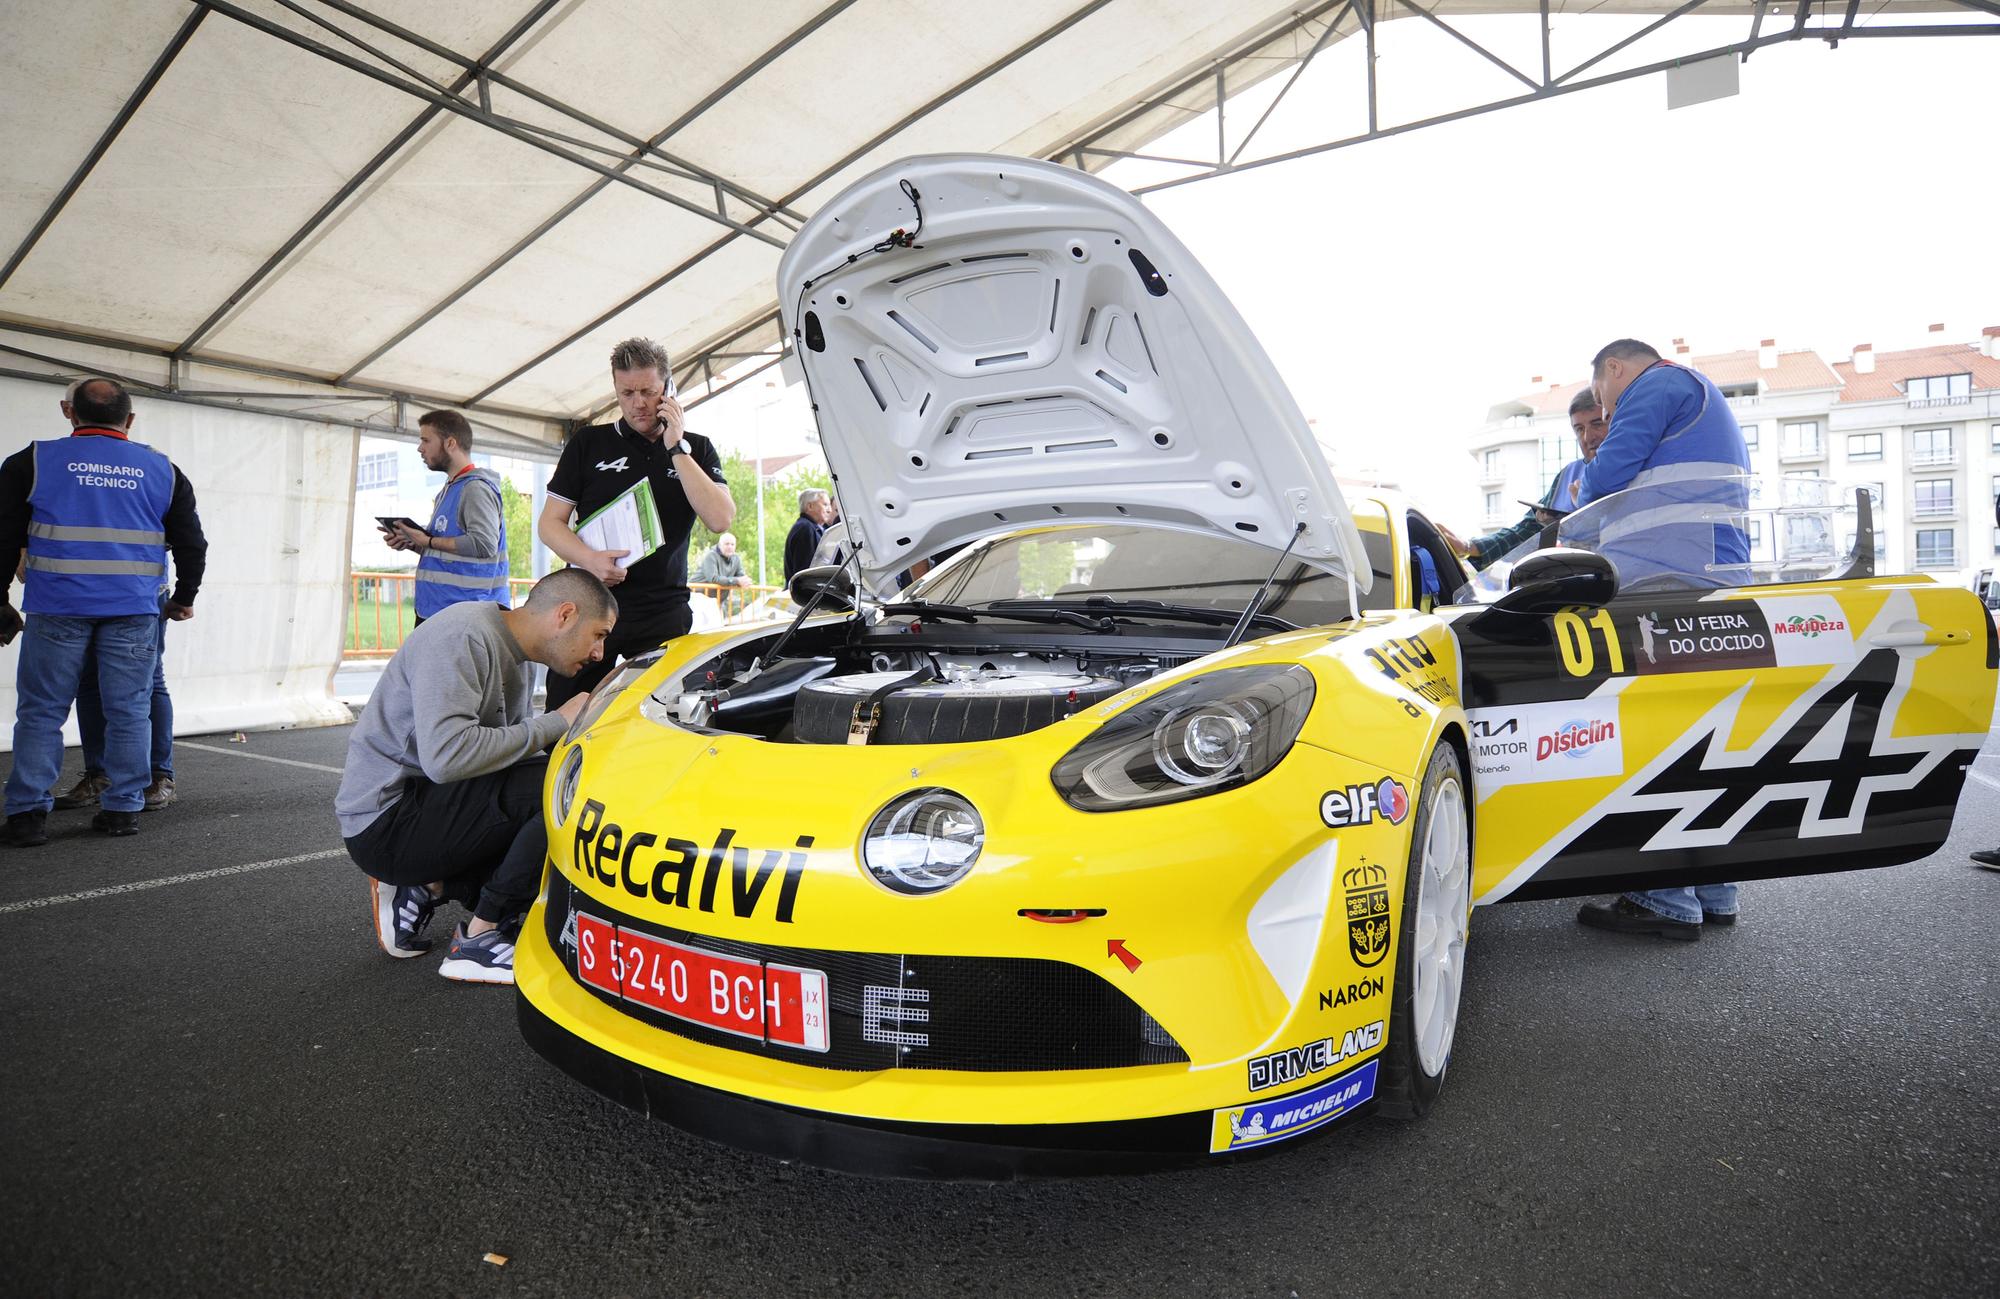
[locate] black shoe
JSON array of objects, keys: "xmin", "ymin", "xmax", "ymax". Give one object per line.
[
  {"xmin": 1577, "ymin": 896, "xmax": 1701, "ymax": 941},
  {"xmin": 1703, "ymin": 910, "xmax": 1738, "ymax": 926},
  {"xmin": 2, "ymin": 810, "xmax": 50, "ymax": 848},
  {"xmin": 1971, "ymin": 849, "xmax": 2000, "ymax": 871},
  {"xmin": 90, "ymin": 810, "xmax": 140, "ymax": 837}
]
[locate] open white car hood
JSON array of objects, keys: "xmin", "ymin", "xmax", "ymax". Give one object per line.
[{"xmin": 776, "ymin": 155, "xmax": 1367, "ymax": 593}]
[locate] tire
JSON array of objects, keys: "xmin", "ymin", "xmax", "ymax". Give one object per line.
[{"xmin": 1375, "ymin": 741, "xmax": 1473, "ymax": 1120}]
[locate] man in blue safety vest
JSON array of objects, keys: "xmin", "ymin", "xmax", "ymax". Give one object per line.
[
  {"xmin": 0, "ymin": 377, "xmax": 207, "ymax": 846},
  {"xmin": 1572, "ymin": 338, "xmax": 1751, "ymax": 941},
  {"xmin": 379, "ymin": 409, "xmax": 510, "ymax": 623}
]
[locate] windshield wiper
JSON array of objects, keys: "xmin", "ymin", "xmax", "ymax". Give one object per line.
[
  {"xmin": 881, "ymin": 599, "xmax": 1114, "ymax": 632},
  {"xmin": 990, "ymin": 597, "xmax": 1296, "ymax": 634}
]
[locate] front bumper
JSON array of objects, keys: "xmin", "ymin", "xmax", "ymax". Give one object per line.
[{"xmin": 518, "ymin": 992, "xmax": 1220, "ymax": 1178}]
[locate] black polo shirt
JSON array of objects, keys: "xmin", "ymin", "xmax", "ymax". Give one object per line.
[{"xmin": 547, "ymin": 419, "xmax": 727, "ymax": 621}]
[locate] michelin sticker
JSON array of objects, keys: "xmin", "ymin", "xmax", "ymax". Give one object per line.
[
  {"xmin": 1466, "ymin": 698, "xmax": 1624, "ymax": 799},
  {"xmin": 1755, "ymin": 596, "xmax": 1856, "ymax": 667},
  {"xmin": 1211, "ymin": 1059, "xmax": 1379, "ymax": 1153}
]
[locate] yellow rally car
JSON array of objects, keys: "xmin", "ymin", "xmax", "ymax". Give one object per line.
[{"xmin": 516, "ymin": 156, "xmax": 1997, "ymax": 1176}]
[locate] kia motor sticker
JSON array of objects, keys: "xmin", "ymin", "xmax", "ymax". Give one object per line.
[{"xmin": 1464, "ymin": 697, "xmax": 1625, "ymax": 799}]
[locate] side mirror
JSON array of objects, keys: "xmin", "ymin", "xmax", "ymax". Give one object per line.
[
  {"xmin": 788, "ymin": 564, "xmax": 854, "ymax": 610},
  {"xmin": 1493, "ymin": 547, "xmax": 1619, "ymax": 616}
]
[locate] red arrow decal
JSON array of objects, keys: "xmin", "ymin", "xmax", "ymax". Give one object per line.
[{"xmin": 1106, "ymin": 938, "xmax": 1141, "ymax": 973}]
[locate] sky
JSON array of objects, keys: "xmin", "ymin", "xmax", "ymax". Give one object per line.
[{"xmin": 691, "ymin": 14, "xmax": 1998, "ymax": 528}]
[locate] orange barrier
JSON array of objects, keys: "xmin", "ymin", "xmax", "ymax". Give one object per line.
[{"xmin": 344, "ymin": 572, "xmax": 781, "ymax": 659}]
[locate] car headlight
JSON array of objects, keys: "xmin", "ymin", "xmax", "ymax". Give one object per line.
[
  {"xmin": 861, "ymin": 788, "xmax": 984, "ymax": 894},
  {"xmin": 1051, "ymin": 664, "xmax": 1315, "ymax": 811},
  {"xmin": 564, "ymin": 655, "xmax": 659, "ymax": 743},
  {"xmin": 551, "ymin": 744, "xmax": 583, "ymax": 827}
]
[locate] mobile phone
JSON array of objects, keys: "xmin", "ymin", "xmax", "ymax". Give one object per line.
[{"xmin": 377, "ymin": 516, "xmax": 420, "ymax": 531}]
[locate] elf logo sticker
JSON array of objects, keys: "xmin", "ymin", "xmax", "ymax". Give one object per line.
[
  {"xmin": 596, "ymin": 456, "xmax": 630, "ymax": 472},
  {"xmin": 1320, "ymin": 778, "xmax": 1408, "ymax": 828}
]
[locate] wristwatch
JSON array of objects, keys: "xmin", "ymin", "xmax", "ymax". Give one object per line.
[{"xmin": 672, "ymin": 437, "xmax": 692, "ymax": 458}]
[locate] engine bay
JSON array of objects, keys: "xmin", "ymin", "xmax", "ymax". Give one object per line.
[{"xmin": 657, "ymin": 618, "xmax": 1202, "ymax": 745}]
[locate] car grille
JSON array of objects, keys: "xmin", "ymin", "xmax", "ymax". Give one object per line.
[{"xmin": 541, "ymin": 871, "xmax": 1188, "ymax": 1073}]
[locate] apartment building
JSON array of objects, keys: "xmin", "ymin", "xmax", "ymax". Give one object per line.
[{"xmin": 1467, "ymin": 327, "xmax": 2000, "ymax": 581}]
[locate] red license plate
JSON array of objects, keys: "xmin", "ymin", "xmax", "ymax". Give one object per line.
[{"xmin": 574, "ymin": 912, "xmax": 828, "ymax": 1053}]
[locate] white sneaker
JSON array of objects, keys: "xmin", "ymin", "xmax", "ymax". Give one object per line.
[{"xmin": 439, "ymin": 924, "xmax": 515, "ymax": 985}]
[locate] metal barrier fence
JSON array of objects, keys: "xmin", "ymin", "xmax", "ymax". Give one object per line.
[{"xmin": 344, "ymin": 572, "xmax": 782, "ymax": 659}]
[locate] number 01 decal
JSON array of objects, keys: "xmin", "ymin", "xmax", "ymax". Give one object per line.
[{"xmin": 1554, "ymin": 608, "xmax": 1625, "ymax": 678}]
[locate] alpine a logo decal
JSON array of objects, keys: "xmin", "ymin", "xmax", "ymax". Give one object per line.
[{"xmin": 596, "ymin": 456, "xmax": 630, "ymax": 472}]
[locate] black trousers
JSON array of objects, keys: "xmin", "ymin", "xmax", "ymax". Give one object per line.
[
  {"xmin": 343, "ymin": 757, "xmax": 548, "ymax": 923},
  {"xmin": 543, "ymin": 602, "xmax": 692, "ymax": 711}
]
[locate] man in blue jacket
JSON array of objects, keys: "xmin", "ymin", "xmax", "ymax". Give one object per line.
[
  {"xmin": 0, "ymin": 378, "xmax": 207, "ymax": 845},
  {"xmin": 1568, "ymin": 338, "xmax": 1751, "ymax": 589},
  {"xmin": 1572, "ymin": 339, "xmax": 1749, "ymax": 941}
]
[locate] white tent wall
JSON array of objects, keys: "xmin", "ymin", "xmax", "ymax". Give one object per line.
[{"xmin": 0, "ymin": 375, "xmax": 354, "ymax": 753}]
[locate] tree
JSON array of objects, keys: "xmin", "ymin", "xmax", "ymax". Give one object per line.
[
  {"xmin": 502, "ymin": 486, "xmax": 534, "ymax": 578},
  {"xmin": 692, "ymin": 452, "xmax": 834, "ymax": 587}
]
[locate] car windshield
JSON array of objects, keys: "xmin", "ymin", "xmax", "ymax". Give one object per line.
[
  {"xmin": 1468, "ymin": 474, "xmax": 1868, "ymax": 599},
  {"xmin": 911, "ymin": 523, "xmax": 1354, "ymax": 628}
]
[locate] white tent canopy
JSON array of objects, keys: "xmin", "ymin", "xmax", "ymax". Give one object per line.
[{"xmin": 5, "ymin": 0, "xmax": 1984, "ymax": 450}]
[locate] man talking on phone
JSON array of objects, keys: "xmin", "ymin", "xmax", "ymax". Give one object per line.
[{"xmin": 536, "ymin": 337, "xmax": 734, "ymax": 711}]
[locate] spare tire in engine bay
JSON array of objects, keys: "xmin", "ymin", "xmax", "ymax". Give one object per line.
[{"xmin": 793, "ymin": 669, "xmax": 1123, "ymax": 745}]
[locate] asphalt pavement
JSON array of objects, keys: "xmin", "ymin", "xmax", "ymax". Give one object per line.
[{"xmin": 1, "ymin": 715, "xmax": 1995, "ymax": 1299}]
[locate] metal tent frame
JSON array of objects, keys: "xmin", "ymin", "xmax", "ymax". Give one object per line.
[{"xmin": 2, "ymin": 0, "xmax": 1990, "ymax": 450}]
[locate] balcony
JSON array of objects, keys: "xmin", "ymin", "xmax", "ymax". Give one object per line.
[
  {"xmin": 1914, "ymin": 549, "xmax": 1961, "ymax": 569},
  {"xmin": 1909, "ymin": 395, "xmax": 1971, "ymax": 409},
  {"xmin": 1725, "ymin": 393, "xmax": 1761, "ymax": 409},
  {"xmin": 1909, "ymin": 448, "xmax": 1958, "ymax": 469},
  {"xmin": 1778, "ymin": 444, "xmax": 1825, "ymax": 464},
  {"xmin": 1912, "ymin": 500, "xmax": 1959, "ymax": 520}
]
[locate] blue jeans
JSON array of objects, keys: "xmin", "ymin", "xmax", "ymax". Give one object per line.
[
  {"xmin": 5, "ymin": 614, "xmax": 158, "ymax": 815},
  {"xmin": 76, "ymin": 614, "xmax": 173, "ymax": 779},
  {"xmin": 1626, "ymin": 883, "xmax": 1738, "ymax": 925}
]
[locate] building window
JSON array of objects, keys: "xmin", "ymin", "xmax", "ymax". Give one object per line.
[
  {"xmin": 1539, "ymin": 432, "xmax": 1570, "ymax": 487},
  {"xmin": 356, "ymin": 452, "xmax": 398, "ymax": 493},
  {"xmin": 1915, "ymin": 479, "xmax": 1955, "ymax": 516},
  {"xmin": 1911, "ymin": 427, "xmax": 1955, "ymax": 467},
  {"xmin": 1847, "ymin": 432, "xmax": 1882, "ymax": 461},
  {"xmin": 1914, "ymin": 528, "xmax": 1955, "ymax": 568},
  {"xmin": 1905, "ymin": 373, "xmax": 1972, "ymax": 404},
  {"xmin": 1484, "ymin": 491, "xmax": 1501, "ymax": 517},
  {"xmin": 1780, "ymin": 421, "xmax": 1821, "ymax": 458},
  {"xmin": 1482, "ymin": 449, "xmax": 1500, "ymax": 476},
  {"xmin": 1740, "ymin": 422, "xmax": 1759, "ymax": 451},
  {"xmin": 1990, "ymin": 423, "xmax": 1999, "ymax": 454},
  {"xmin": 1746, "ymin": 517, "xmax": 1766, "ymax": 559}
]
